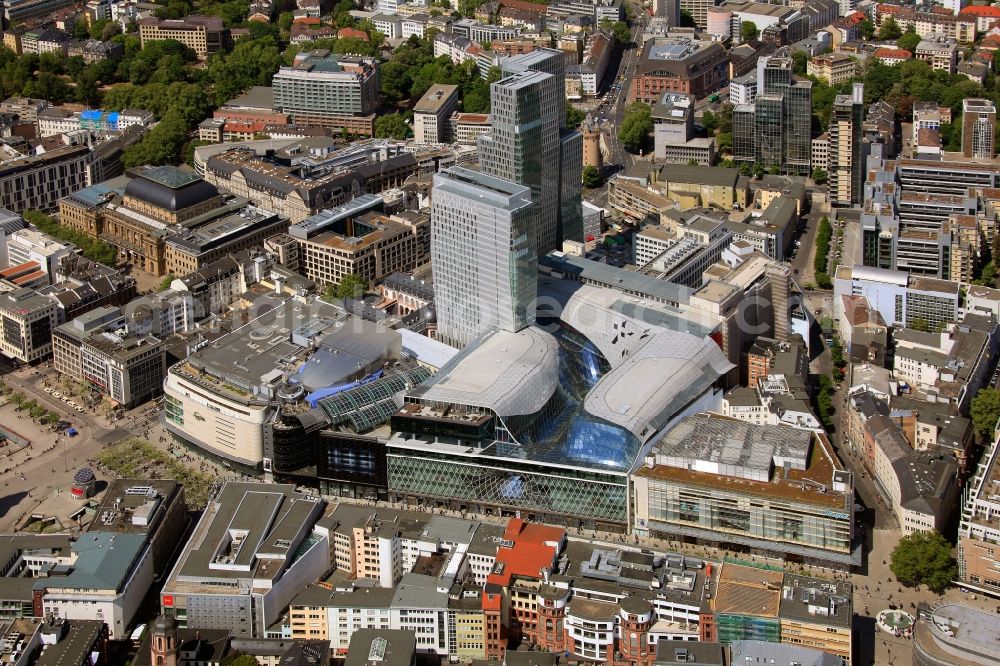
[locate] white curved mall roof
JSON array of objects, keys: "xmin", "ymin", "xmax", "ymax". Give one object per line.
[
  {"xmin": 584, "ymin": 330, "xmax": 734, "ymax": 441},
  {"xmin": 415, "ymin": 326, "xmax": 559, "ymax": 417},
  {"xmin": 558, "ymin": 283, "xmax": 734, "ymax": 440}
]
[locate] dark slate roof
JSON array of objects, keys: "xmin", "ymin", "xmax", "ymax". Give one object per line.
[{"xmin": 124, "ymin": 166, "xmax": 220, "ymax": 212}]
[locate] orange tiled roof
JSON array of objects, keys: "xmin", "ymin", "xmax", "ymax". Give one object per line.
[
  {"xmin": 961, "ymin": 4, "xmax": 1000, "ymax": 17},
  {"xmin": 0, "ymin": 261, "xmax": 40, "ymax": 278},
  {"xmin": 873, "ymin": 47, "xmax": 911, "ymax": 59},
  {"xmin": 338, "ymin": 27, "xmax": 369, "ymax": 40}
]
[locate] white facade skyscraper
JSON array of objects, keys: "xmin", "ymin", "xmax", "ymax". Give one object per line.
[{"xmin": 430, "ymin": 167, "xmax": 537, "ymax": 348}]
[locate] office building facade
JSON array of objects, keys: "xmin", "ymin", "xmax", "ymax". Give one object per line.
[
  {"xmin": 272, "ymin": 51, "xmax": 380, "ymax": 128},
  {"xmin": 733, "ymin": 57, "xmax": 812, "ymax": 176},
  {"xmin": 430, "ymin": 167, "xmax": 537, "ymax": 348},
  {"xmin": 632, "ymin": 415, "xmax": 857, "ymax": 566},
  {"xmin": 829, "ymin": 84, "xmax": 865, "ymax": 206},
  {"xmin": 137, "ymin": 16, "xmax": 230, "ymax": 57},
  {"xmin": 962, "ymin": 98, "xmax": 996, "ymax": 159},
  {"xmin": 413, "ymin": 84, "xmax": 459, "ymax": 144},
  {"xmin": 479, "ymin": 49, "xmax": 582, "ymax": 255}
]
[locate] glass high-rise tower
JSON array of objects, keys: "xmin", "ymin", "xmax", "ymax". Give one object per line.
[
  {"xmin": 430, "ymin": 167, "xmax": 538, "ymax": 348},
  {"xmin": 733, "ymin": 56, "xmax": 813, "ymax": 176},
  {"xmin": 479, "ymin": 49, "xmax": 582, "ymax": 254}
]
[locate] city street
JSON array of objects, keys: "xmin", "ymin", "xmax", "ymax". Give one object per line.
[{"xmin": 595, "ymin": 11, "xmax": 647, "ymax": 172}]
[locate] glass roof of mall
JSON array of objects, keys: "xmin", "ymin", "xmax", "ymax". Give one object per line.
[
  {"xmin": 474, "ymin": 324, "xmax": 642, "ymax": 472},
  {"xmin": 138, "ymin": 165, "xmax": 202, "ymax": 189}
]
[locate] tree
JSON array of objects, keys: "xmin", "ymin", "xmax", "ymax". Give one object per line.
[
  {"xmin": 23, "ymin": 210, "xmax": 117, "ymax": 265},
  {"xmin": 374, "ymin": 112, "xmax": 410, "ymax": 139},
  {"xmin": 908, "ymin": 317, "xmax": 930, "ymax": 333},
  {"xmin": 206, "ymin": 36, "xmax": 282, "ymax": 104},
  {"xmin": 221, "ymin": 654, "xmax": 259, "ymax": 666},
  {"xmin": 814, "ymin": 374, "xmax": 835, "ymax": 430},
  {"xmin": 158, "ymin": 275, "xmax": 176, "ymax": 291},
  {"xmin": 878, "ymin": 16, "xmax": 902, "ymax": 40},
  {"xmin": 890, "ymin": 531, "xmax": 957, "ymax": 594},
  {"xmin": 605, "ymin": 20, "xmax": 630, "ymax": 44},
  {"xmin": 792, "ymin": 50, "xmax": 808, "ymax": 76},
  {"xmin": 324, "ymin": 274, "xmax": 367, "ymax": 300},
  {"xmin": 975, "ymin": 261, "xmax": 996, "ymax": 287},
  {"xmin": 740, "ymin": 21, "xmax": 758, "ymax": 43},
  {"xmin": 972, "ymin": 387, "xmax": 1000, "ymax": 437},
  {"xmin": 859, "ymin": 18, "xmax": 875, "ymax": 40},
  {"xmin": 679, "ymin": 9, "xmax": 695, "ymax": 27},
  {"xmin": 566, "ymin": 105, "xmax": 585, "ymax": 129},
  {"xmin": 619, "ymin": 102, "xmax": 653, "ymax": 153},
  {"xmin": 701, "ymin": 110, "xmax": 718, "ymax": 133},
  {"xmin": 811, "ymin": 167, "xmax": 827, "ymax": 184},
  {"xmin": 582, "ymin": 165, "xmax": 602, "ymax": 188},
  {"xmin": 814, "ymin": 216, "xmax": 832, "ymax": 276},
  {"xmin": 897, "ymin": 29, "xmax": 921, "ymax": 54}
]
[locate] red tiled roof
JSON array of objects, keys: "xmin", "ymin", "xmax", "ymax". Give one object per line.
[
  {"xmin": 486, "ymin": 542, "xmax": 557, "ymax": 587},
  {"xmin": 503, "ymin": 517, "xmax": 564, "ymax": 545},
  {"xmin": 482, "ymin": 591, "xmax": 502, "ymax": 611},
  {"xmin": 292, "ymin": 16, "xmax": 321, "ymax": 24},
  {"xmin": 961, "ymin": 4, "xmax": 1000, "ymax": 17},
  {"xmin": 291, "ymin": 23, "xmax": 335, "ymax": 38},
  {"xmin": 12, "ymin": 270, "xmax": 46, "ymax": 285},
  {"xmin": 338, "ymin": 27, "xmax": 369, "ymax": 40},
  {"xmin": 497, "ymin": 0, "xmax": 548, "ymax": 13},
  {"xmin": 484, "ymin": 518, "xmax": 565, "ymax": 587},
  {"xmin": 224, "ymin": 120, "xmax": 268, "ymax": 133},
  {"xmin": 0, "ymin": 261, "xmax": 40, "ymax": 278},
  {"xmin": 873, "ymin": 47, "xmax": 911, "ymax": 59}
]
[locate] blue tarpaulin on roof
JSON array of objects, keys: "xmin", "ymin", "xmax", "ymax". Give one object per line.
[{"xmin": 304, "ymin": 369, "xmax": 383, "ymax": 407}]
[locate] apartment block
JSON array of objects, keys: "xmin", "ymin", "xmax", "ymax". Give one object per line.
[
  {"xmin": 806, "ymin": 52, "xmax": 858, "ymax": 84},
  {"xmin": 0, "ymin": 144, "xmax": 97, "ymax": 214},
  {"xmin": 959, "ymin": 434, "xmax": 1000, "ymax": 594},
  {"xmin": 863, "ymin": 414, "xmax": 959, "ymax": 534},
  {"xmin": 199, "ymin": 139, "xmax": 423, "ymax": 223},
  {"xmin": 829, "ymin": 84, "xmax": 865, "ymax": 207},
  {"xmin": 874, "ymin": 4, "xmax": 975, "ymax": 43}
]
